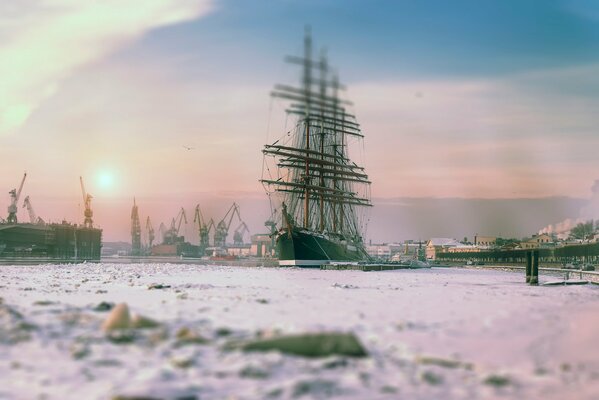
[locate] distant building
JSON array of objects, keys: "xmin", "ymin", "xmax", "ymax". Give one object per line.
[
  {"xmin": 101, "ymin": 241, "xmax": 131, "ymax": 257},
  {"xmin": 426, "ymin": 238, "xmax": 462, "ymax": 260},
  {"xmin": 444, "ymin": 244, "xmax": 479, "ymax": 253},
  {"xmin": 367, "ymin": 242, "xmax": 413, "ymax": 261},
  {"xmin": 519, "ymin": 234, "xmax": 553, "ymax": 249},
  {"xmin": 250, "ymin": 233, "xmax": 274, "ymax": 257},
  {"xmin": 499, "ymin": 241, "xmax": 520, "ymax": 250},
  {"xmin": 227, "ymin": 244, "xmax": 251, "ymax": 257},
  {"xmin": 474, "ymin": 235, "xmax": 496, "ymax": 248}
]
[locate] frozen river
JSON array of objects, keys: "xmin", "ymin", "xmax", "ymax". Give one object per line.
[{"xmin": 1, "ymin": 264, "xmax": 598, "ymax": 399}]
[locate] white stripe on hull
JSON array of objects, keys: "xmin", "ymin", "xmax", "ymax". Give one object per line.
[{"xmin": 279, "ymin": 259, "xmax": 330, "ymax": 267}]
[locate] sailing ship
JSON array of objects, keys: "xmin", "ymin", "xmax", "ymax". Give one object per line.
[{"xmin": 261, "ymin": 29, "xmax": 372, "ymax": 267}]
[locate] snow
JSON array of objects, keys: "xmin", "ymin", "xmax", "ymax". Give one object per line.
[{"xmin": 1, "ymin": 264, "xmax": 598, "ymax": 399}]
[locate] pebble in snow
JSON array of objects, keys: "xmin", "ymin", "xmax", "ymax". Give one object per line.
[{"xmin": 101, "ymin": 303, "xmax": 131, "ymax": 332}]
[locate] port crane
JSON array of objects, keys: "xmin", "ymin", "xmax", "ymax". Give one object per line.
[
  {"xmin": 193, "ymin": 204, "xmax": 210, "ymax": 253},
  {"xmin": 159, "ymin": 222, "xmax": 167, "ymax": 243},
  {"xmin": 164, "ymin": 207, "xmax": 187, "ymax": 244},
  {"xmin": 7, "ymin": 172, "xmax": 27, "ymax": 223},
  {"xmin": 265, "ymin": 208, "xmax": 278, "ymax": 235},
  {"xmin": 79, "ymin": 176, "xmax": 93, "ymax": 228},
  {"xmin": 233, "ymin": 221, "xmax": 250, "ymax": 245},
  {"xmin": 214, "ymin": 202, "xmax": 241, "ymax": 247},
  {"xmin": 206, "ymin": 218, "xmax": 215, "ymax": 245},
  {"xmin": 130, "ymin": 198, "xmax": 141, "ymax": 255},
  {"xmin": 146, "ymin": 216, "xmax": 155, "ymax": 248},
  {"xmin": 22, "ymin": 196, "xmax": 45, "ymax": 225}
]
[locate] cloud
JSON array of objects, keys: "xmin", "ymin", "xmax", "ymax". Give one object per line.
[
  {"xmin": 0, "ymin": 0, "xmax": 213, "ymax": 135},
  {"xmin": 349, "ymin": 63, "xmax": 599, "ymax": 198}
]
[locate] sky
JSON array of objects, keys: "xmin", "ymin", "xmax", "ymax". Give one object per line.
[{"xmin": 1, "ymin": 0, "xmax": 598, "ymax": 243}]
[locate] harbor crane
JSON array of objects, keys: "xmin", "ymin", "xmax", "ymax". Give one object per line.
[
  {"xmin": 79, "ymin": 176, "xmax": 93, "ymax": 228},
  {"xmin": 214, "ymin": 202, "xmax": 241, "ymax": 247},
  {"xmin": 164, "ymin": 207, "xmax": 187, "ymax": 244},
  {"xmin": 130, "ymin": 198, "xmax": 141, "ymax": 255},
  {"xmin": 174, "ymin": 207, "xmax": 187, "ymax": 236},
  {"xmin": 265, "ymin": 209, "xmax": 278, "ymax": 235},
  {"xmin": 7, "ymin": 172, "xmax": 27, "ymax": 224},
  {"xmin": 159, "ymin": 222, "xmax": 167, "ymax": 243},
  {"xmin": 146, "ymin": 216, "xmax": 155, "ymax": 248},
  {"xmin": 22, "ymin": 196, "xmax": 45, "ymax": 225},
  {"xmin": 193, "ymin": 204, "xmax": 210, "ymax": 253},
  {"xmin": 233, "ymin": 221, "xmax": 250, "ymax": 245},
  {"xmin": 206, "ymin": 218, "xmax": 215, "ymax": 245}
]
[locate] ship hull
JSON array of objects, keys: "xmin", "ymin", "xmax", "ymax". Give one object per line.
[{"xmin": 276, "ymin": 228, "xmax": 368, "ymax": 267}]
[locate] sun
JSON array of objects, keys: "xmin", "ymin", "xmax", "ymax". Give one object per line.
[{"xmin": 97, "ymin": 170, "xmax": 115, "ymax": 189}]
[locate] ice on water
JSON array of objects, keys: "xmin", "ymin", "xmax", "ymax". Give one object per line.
[{"xmin": 1, "ymin": 264, "xmax": 598, "ymax": 399}]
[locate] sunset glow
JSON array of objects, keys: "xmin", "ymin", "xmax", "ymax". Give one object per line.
[{"xmin": 0, "ymin": 0, "xmax": 598, "ymax": 242}]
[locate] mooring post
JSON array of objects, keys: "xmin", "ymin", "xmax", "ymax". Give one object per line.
[
  {"xmin": 525, "ymin": 251, "xmax": 532, "ymax": 283},
  {"xmin": 530, "ymin": 250, "xmax": 539, "ymax": 285}
]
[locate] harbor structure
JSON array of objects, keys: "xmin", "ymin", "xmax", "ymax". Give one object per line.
[{"xmin": 0, "ymin": 174, "xmax": 102, "ymax": 261}]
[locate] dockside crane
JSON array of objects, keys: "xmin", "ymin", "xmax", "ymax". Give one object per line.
[
  {"xmin": 159, "ymin": 222, "xmax": 167, "ymax": 243},
  {"xmin": 193, "ymin": 204, "xmax": 210, "ymax": 253},
  {"xmin": 265, "ymin": 209, "xmax": 278, "ymax": 235},
  {"xmin": 164, "ymin": 208, "xmax": 187, "ymax": 244},
  {"xmin": 146, "ymin": 216, "xmax": 155, "ymax": 248},
  {"xmin": 79, "ymin": 176, "xmax": 93, "ymax": 228},
  {"xmin": 130, "ymin": 198, "xmax": 141, "ymax": 255},
  {"xmin": 7, "ymin": 172, "xmax": 27, "ymax": 224},
  {"xmin": 22, "ymin": 196, "xmax": 45, "ymax": 225},
  {"xmin": 214, "ymin": 202, "xmax": 241, "ymax": 247},
  {"xmin": 233, "ymin": 221, "xmax": 250, "ymax": 245},
  {"xmin": 175, "ymin": 207, "xmax": 187, "ymax": 236},
  {"xmin": 206, "ymin": 218, "xmax": 215, "ymax": 246}
]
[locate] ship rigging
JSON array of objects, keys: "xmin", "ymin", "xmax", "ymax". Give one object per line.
[{"xmin": 261, "ymin": 29, "xmax": 372, "ymax": 266}]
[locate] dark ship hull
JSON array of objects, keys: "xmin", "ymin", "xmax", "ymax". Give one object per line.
[
  {"xmin": 277, "ymin": 227, "xmax": 369, "ymax": 267},
  {"xmin": 0, "ymin": 223, "xmax": 102, "ymax": 261}
]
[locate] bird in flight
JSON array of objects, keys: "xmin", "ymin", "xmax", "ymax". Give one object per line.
[{"xmin": 183, "ymin": 145, "xmax": 194, "ymax": 150}]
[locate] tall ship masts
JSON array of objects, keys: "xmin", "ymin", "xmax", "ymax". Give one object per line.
[{"xmin": 261, "ymin": 29, "xmax": 372, "ymax": 266}]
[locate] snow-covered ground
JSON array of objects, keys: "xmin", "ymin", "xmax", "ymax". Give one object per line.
[{"xmin": 1, "ymin": 264, "xmax": 598, "ymax": 400}]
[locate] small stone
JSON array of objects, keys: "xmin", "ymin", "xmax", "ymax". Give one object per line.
[
  {"xmin": 256, "ymin": 298, "xmax": 269, "ymax": 304},
  {"xmin": 483, "ymin": 374, "xmax": 511, "ymax": 387},
  {"xmin": 175, "ymin": 327, "xmax": 208, "ymax": 346},
  {"xmin": 171, "ymin": 357, "xmax": 195, "ymax": 369},
  {"xmin": 33, "ymin": 300, "xmax": 56, "ymax": 306},
  {"xmin": 148, "ymin": 283, "xmax": 171, "ymax": 290},
  {"xmin": 101, "ymin": 303, "xmax": 131, "ymax": 331},
  {"xmin": 95, "ymin": 359, "xmax": 123, "ymax": 367},
  {"xmin": 93, "ymin": 302, "xmax": 114, "ymax": 312},
  {"xmin": 215, "ymin": 327, "xmax": 233, "ymax": 337},
  {"xmin": 148, "ymin": 329, "xmax": 169, "ymax": 346},
  {"xmin": 417, "ymin": 356, "xmax": 473, "ymax": 370},
  {"xmin": 130, "ymin": 314, "xmax": 161, "ymax": 329},
  {"xmin": 106, "ymin": 331, "xmax": 137, "ymax": 344},
  {"xmin": 292, "ymin": 379, "xmax": 340, "ymax": 398},
  {"xmin": 421, "ymin": 370, "xmax": 443, "ymax": 385},
  {"xmin": 70, "ymin": 343, "xmax": 91, "ymax": 359},
  {"xmin": 241, "ymin": 332, "xmax": 367, "ymax": 358},
  {"xmin": 322, "ymin": 358, "xmax": 349, "ymax": 369},
  {"xmin": 239, "ymin": 365, "xmax": 269, "ymax": 379}
]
